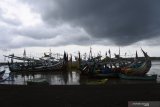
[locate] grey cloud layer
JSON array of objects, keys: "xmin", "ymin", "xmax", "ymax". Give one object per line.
[
  {"xmin": 1, "ymin": 0, "xmax": 160, "ymax": 49},
  {"xmin": 24, "ymin": 0, "xmax": 160, "ymax": 46}
]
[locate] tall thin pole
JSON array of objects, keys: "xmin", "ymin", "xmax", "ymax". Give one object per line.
[
  {"xmin": 108, "ymin": 49, "xmax": 112, "ymax": 68},
  {"xmin": 89, "ymin": 46, "xmax": 92, "ymax": 59},
  {"xmin": 119, "ymin": 47, "xmax": 120, "ymax": 57}
]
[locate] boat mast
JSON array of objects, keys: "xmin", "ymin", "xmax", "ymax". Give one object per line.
[
  {"xmin": 119, "ymin": 47, "xmax": 120, "ymax": 57},
  {"xmin": 108, "ymin": 49, "xmax": 112, "ymax": 68},
  {"xmin": 23, "ymin": 49, "xmax": 26, "ymax": 58},
  {"xmin": 23, "ymin": 49, "xmax": 26, "ymax": 64},
  {"xmin": 89, "ymin": 46, "xmax": 92, "ymax": 60}
]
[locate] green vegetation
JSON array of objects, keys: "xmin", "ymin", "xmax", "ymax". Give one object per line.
[{"xmin": 84, "ymin": 79, "xmax": 108, "ymax": 85}]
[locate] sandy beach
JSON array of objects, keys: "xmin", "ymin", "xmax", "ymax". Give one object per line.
[{"xmin": 0, "ymin": 84, "xmax": 160, "ymax": 107}]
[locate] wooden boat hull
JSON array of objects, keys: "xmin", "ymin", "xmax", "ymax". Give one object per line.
[
  {"xmin": 8, "ymin": 62, "xmax": 64, "ymax": 72},
  {"xmin": 121, "ymin": 60, "xmax": 151, "ymax": 76},
  {"xmin": 120, "ymin": 49, "xmax": 152, "ymax": 76},
  {"xmin": 9, "ymin": 67, "xmax": 62, "ymax": 72},
  {"xmin": 92, "ymin": 73, "xmax": 119, "ymax": 78},
  {"xmin": 119, "ymin": 73, "xmax": 157, "ymax": 80}
]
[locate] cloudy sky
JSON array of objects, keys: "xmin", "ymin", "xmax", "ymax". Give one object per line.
[{"xmin": 0, "ymin": 0, "xmax": 160, "ymax": 60}]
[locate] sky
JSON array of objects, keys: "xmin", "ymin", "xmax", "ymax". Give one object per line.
[{"xmin": 0, "ymin": 0, "xmax": 160, "ymax": 61}]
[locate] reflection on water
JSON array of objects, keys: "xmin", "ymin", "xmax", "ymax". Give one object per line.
[
  {"xmin": 148, "ymin": 61, "xmax": 160, "ymax": 83},
  {"xmin": 0, "ymin": 61, "xmax": 160, "ymax": 85},
  {"xmin": 148, "ymin": 61, "xmax": 160, "ymax": 75},
  {"xmin": 1, "ymin": 70, "xmax": 80, "ymax": 85}
]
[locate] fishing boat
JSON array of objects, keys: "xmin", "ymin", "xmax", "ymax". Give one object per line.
[
  {"xmin": 0, "ymin": 73, "xmax": 15, "ymax": 82},
  {"xmin": 8, "ymin": 61, "xmax": 64, "ymax": 72},
  {"xmin": 0, "ymin": 70, "xmax": 5, "ymax": 79},
  {"xmin": 27, "ymin": 78, "xmax": 49, "ymax": 85},
  {"xmin": 118, "ymin": 49, "xmax": 156, "ymax": 80},
  {"xmin": 81, "ymin": 63, "xmax": 119, "ymax": 78},
  {"xmin": 120, "ymin": 49, "xmax": 151, "ymax": 76},
  {"xmin": 80, "ymin": 57, "xmax": 120, "ymax": 78},
  {"xmin": 0, "ymin": 70, "xmax": 6, "ymax": 82},
  {"xmin": 5, "ymin": 51, "xmax": 68, "ymax": 72},
  {"xmin": 92, "ymin": 73, "xmax": 119, "ymax": 78},
  {"xmin": 119, "ymin": 73, "xmax": 157, "ymax": 80}
]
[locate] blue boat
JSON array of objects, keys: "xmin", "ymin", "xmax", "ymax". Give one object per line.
[
  {"xmin": 92, "ymin": 73, "xmax": 119, "ymax": 78},
  {"xmin": 81, "ymin": 62, "xmax": 119, "ymax": 78},
  {"xmin": 119, "ymin": 73, "xmax": 157, "ymax": 80}
]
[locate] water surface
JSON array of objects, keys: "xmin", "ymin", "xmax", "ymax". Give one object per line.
[{"xmin": 0, "ymin": 61, "xmax": 160, "ymax": 85}]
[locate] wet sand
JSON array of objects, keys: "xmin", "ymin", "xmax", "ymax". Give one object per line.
[{"xmin": 0, "ymin": 84, "xmax": 160, "ymax": 107}]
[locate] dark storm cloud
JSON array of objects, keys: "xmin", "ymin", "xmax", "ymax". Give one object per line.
[{"xmin": 24, "ymin": 0, "xmax": 160, "ymax": 46}]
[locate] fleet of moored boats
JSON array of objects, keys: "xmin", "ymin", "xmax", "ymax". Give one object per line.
[
  {"xmin": 80, "ymin": 49, "xmax": 157, "ymax": 80},
  {"xmin": 0, "ymin": 48, "xmax": 158, "ymax": 84}
]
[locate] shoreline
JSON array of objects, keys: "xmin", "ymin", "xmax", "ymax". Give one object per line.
[{"xmin": 0, "ymin": 84, "xmax": 160, "ymax": 107}]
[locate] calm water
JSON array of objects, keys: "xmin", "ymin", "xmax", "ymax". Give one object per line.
[{"xmin": 0, "ymin": 61, "xmax": 160, "ymax": 85}]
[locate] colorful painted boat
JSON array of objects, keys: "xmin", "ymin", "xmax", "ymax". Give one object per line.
[
  {"xmin": 119, "ymin": 73, "xmax": 157, "ymax": 80},
  {"xmin": 92, "ymin": 73, "xmax": 119, "ymax": 78},
  {"xmin": 120, "ymin": 49, "xmax": 151, "ymax": 76}
]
